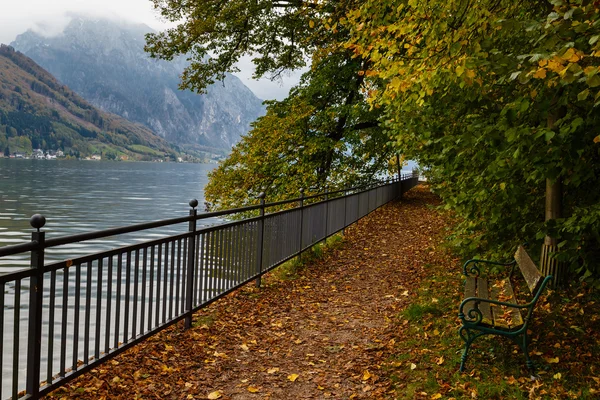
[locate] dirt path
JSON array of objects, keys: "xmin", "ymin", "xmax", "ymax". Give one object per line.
[{"xmin": 48, "ymin": 186, "xmax": 450, "ymax": 399}]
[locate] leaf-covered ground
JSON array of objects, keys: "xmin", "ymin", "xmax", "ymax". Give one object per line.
[{"xmin": 47, "ymin": 186, "xmax": 600, "ymax": 399}]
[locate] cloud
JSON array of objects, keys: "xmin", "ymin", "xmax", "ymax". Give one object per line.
[{"xmin": 0, "ymin": 0, "xmax": 299, "ymax": 100}]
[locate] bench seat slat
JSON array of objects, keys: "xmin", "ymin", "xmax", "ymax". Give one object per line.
[
  {"xmin": 476, "ymin": 277, "xmax": 493, "ymax": 325},
  {"xmin": 502, "ymin": 279, "xmax": 524, "ymax": 329},
  {"xmin": 463, "ymin": 277, "xmax": 478, "ymax": 322}
]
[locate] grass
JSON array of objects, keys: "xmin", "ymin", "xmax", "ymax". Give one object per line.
[
  {"xmin": 270, "ymin": 233, "xmax": 345, "ymax": 281},
  {"xmin": 192, "ymin": 314, "xmax": 216, "ymax": 328}
]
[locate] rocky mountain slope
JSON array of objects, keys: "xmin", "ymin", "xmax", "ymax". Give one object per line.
[
  {"xmin": 0, "ymin": 44, "xmax": 178, "ymax": 160},
  {"xmin": 11, "ymin": 17, "xmax": 265, "ymax": 153}
]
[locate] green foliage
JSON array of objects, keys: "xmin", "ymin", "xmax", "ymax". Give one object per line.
[
  {"xmin": 204, "ymin": 53, "xmax": 391, "ymax": 209},
  {"xmin": 348, "ymin": 0, "xmax": 600, "ymax": 283}
]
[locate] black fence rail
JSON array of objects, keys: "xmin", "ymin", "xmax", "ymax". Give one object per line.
[{"xmin": 0, "ymin": 173, "xmax": 419, "ymax": 399}]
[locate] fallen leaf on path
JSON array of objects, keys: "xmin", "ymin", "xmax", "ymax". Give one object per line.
[{"xmin": 207, "ymin": 391, "xmax": 222, "ymax": 399}]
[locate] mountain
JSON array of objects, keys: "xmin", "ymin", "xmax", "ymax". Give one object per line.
[
  {"xmin": 11, "ymin": 16, "xmax": 265, "ymax": 153},
  {"xmin": 0, "ymin": 44, "xmax": 178, "ymax": 160}
]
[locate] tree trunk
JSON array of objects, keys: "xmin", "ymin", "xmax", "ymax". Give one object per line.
[{"xmin": 540, "ymin": 109, "xmax": 567, "ymax": 287}]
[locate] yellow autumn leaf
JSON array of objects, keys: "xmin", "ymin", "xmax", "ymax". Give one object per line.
[
  {"xmin": 240, "ymin": 344, "xmax": 249, "ymax": 351},
  {"xmin": 362, "ymin": 370, "xmax": 372, "ymax": 381},
  {"xmin": 288, "ymin": 373, "xmax": 299, "ymax": 382},
  {"xmin": 162, "ymin": 365, "xmax": 175, "ymax": 373},
  {"xmin": 267, "ymin": 367, "xmax": 279, "ymax": 374},
  {"xmin": 547, "ymin": 58, "xmax": 564, "ymax": 73},
  {"xmin": 309, "ymin": 20, "xmax": 315, "ymax": 29},
  {"xmin": 594, "ymin": 135, "xmax": 600, "ymax": 143},
  {"xmin": 545, "ymin": 356, "xmax": 559, "ymax": 364},
  {"xmin": 466, "ymin": 69, "xmax": 476, "ymax": 79},
  {"xmin": 247, "ymin": 386, "xmax": 260, "ymax": 393},
  {"xmin": 561, "ymin": 48, "xmax": 575, "ymax": 61},
  {"xmin": 436, "ymin": 356, "xmax": 444, "ymax": 365},
  {"xmin": 533, "ymin": 68, "xmax": 547, "ymax": 79},
  {"xmin": 410, "ymin": 363, "xmax": 417, "ymax": 370},
  {"xmin": 207, "ymin": 390, "xmax": 222, "ymax": 399},
  {"xmin": 431, "ymin": 394, "xmax": 442, "ymax": 400},
  {"xmin": 553, "ymin": 373, "xmax": 562, "ymax": 380}
]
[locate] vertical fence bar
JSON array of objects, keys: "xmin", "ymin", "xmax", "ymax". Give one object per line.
[
  {"xmin": 26, "ymin": 214, "xmax": 46, "ymax": 398},
  {"xmin": 47, "ymin": 269, "xmax": 56, "ymax": 385},
  {"xmin": 13, "ymin": 280, "xmax": 21, "ymax": 400},
  {"xmin": 60, "ymin": 267, "xmax": 68, "ymax": 378},
  {"xmin": 0, "ymin": 282, "xmax": 3, "ymax": 400},
  {"xmin": 84, "ymin": 261, "xmax": 92, "ymax": 365},
  {"xmin": 105, "ymin": 256, "xmax": 113, "ymax": 355},
  {"xmin": 114, "ymin": 253, "xmax": 122, "ymax": 349},
  {"xmin": 185, "ymin": 200, "xmax": 198, "ymax": 329},
  {"xmin": 148, "ymin": 246, "xmax": 155, "ymax": 331},
  {"xmin": 95, "ymin": 259, "xmax": 103, "ymax": 361},
  {"xmin": 255, "ymin": 192, "xmax": 266, "ymax": 288},
  {"xmin": 324, "ymin": 187, "xmax": 329, "ymax": 242},
  {"xmin": 298, "ymin": 189, "xmax": 304, "ymax": 260}
]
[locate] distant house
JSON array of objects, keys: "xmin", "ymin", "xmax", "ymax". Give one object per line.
[
  {"xmin": 56, "ymin": 150, "xmax": 64, "ymax": 158},
  {"xmin": 91, "ymin": 154, "xmax": 102, "ymax": 161},
  {"xmin": 33, "ymin": 149, "xmax": 45, "ymax": 159}
]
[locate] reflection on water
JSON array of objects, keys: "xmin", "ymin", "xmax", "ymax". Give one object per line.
[{"xmin": 0, "ymin": 159, "xmax": 219, "ymax": 271}]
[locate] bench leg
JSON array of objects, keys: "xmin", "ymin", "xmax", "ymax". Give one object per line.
[
  {"xmin": 515, "ymin": 333, "xmax": 535, "ymax": 372},
  {"xmin": 458, "ymin": 326, "xmax": 482, "ymax": 372}
]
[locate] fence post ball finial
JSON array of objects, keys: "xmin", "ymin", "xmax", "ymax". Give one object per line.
[
  {"xmin": 257, "ymin": 192, "xmax": 266, "ymax": 200},
  {"xmin": 30, "ymin": 214, "xmax": 46, "ymax": 231},
  {"xmin": 189, "ymin": 199, "xmax": 199, "ymax": 209}
]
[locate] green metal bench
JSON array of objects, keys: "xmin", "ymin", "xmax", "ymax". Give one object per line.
[{"xmin": 458, "ymin": 245, "xmax": 553, "ymax": 372}]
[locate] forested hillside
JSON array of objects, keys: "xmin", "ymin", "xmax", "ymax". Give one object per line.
[{"xmin": 0, "ymin": 44, "xmax": 178, "ymax": 160}]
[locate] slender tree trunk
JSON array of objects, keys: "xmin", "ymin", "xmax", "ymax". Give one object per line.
[{"xmin": 540, "ymin": 111, "xmax": 567, "ymax": 287}]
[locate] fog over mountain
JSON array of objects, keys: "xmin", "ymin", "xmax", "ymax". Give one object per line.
[{"xmin": 11, "ymin": 16, "xmax": 266, "ymax": 153}]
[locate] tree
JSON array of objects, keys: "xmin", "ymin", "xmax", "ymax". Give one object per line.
[
  {"xmin": 148, "ymin": 0, "xmax": 395, "ymax": 208},
  {"xmin": 204, "ymin": 52, "xmax": 391, "ymax": 209},
  {"xmin": 347, "ymin": 0, "xmax": 600, "ymax": 285}
]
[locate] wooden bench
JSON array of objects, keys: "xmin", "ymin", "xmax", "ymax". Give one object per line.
[{"xmin": 458, "ymin": 245, "xmax": 552, "ymax": 372}]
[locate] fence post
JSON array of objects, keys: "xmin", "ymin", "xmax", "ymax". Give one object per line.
[
  {"xmin": 184, "ymin": 199, "xmax": 198, "ymax": 329},
  {"xmin": 255, "ymin": 192, "xmax": 266, "ymax": 288},
  {"xmin": 27, "ymin": 214, "xmax": 46, "ymax": 398},
  {"xmin": 298, "ymin": 188, "xmax": 304, "ymax": 262}
]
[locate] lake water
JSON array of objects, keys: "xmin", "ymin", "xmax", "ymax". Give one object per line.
[{"xmin": 0, "ymin": 159, "xmax": 218, "ymax": 271}]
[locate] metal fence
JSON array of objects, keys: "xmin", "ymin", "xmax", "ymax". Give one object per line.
[{"xmin": 0, "ymin": 173, "xmax": 418, "ymax": 399}]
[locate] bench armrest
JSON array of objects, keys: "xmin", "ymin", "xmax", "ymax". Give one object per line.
[
  {"xmin": 458, "ymin": 296, "xmax": 529, "ymax": 325},
  {"xmin": 463, "ymin": 259, "xmax": 516, "ymax": 277}
]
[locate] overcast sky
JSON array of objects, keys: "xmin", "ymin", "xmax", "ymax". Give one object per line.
[{"xmin": 0, "ymin": 0, "xmax": 302, "ymax": 100}]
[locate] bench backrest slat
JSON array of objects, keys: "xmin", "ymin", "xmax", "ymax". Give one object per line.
[{"xmin": 514, "ymin": 245, "xmax": 544, "ymax": 294}]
